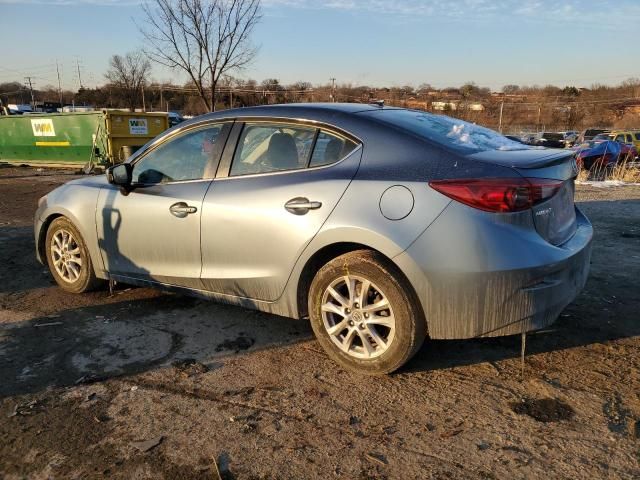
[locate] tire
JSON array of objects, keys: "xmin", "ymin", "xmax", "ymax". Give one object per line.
[
  {"xmin": 308, "ymin": 250, "xmax": 426, "ymax": 375},
  {"xmin": 45, "ymin": 217, "xmax": 104, "ymax": 293}
]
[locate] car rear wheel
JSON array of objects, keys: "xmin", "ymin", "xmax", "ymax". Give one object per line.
[
  {"xmin": 308, "ymin": 250, "xmax": 426, "ymax": 375},
  {"xmin": 45, "ymin": 217, "xmax": 103, "ymax": 293}
]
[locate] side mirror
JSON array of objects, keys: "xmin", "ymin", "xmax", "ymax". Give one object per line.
[{"xmin": 107, "ymin": 163, "xmax": 132, "ymax": 186}]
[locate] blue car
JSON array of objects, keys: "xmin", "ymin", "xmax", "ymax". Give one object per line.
[{"xmin": 34, "ymin": 104, "xmax": 593, "ymax": 374}]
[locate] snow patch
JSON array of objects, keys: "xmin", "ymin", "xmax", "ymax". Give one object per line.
[{"xmin": 576, "ymin": 180, "xmax": 640, "ymax": 188}]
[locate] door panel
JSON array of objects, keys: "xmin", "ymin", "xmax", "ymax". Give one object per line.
[
  {"xmin": 200, "ymin": 149, "xmax": 362, "ymax": 301},
  {"xmin": 97, "ymin": 181, "xmax": 211, "ymax": 289}
]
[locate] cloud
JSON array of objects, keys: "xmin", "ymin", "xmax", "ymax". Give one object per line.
[
  {"xmin": 263, "ymin": 0, "xmax": 640, "ymax": 26},
  {"xmin": 0, "ymin": 0, "xmax": 140, "ymax": 4},
  {"xmin": 4, "ymin": 0, "xmax": 640, "ymax": 28}
]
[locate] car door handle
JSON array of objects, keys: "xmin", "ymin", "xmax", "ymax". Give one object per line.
[
  {"xmin": 169, "ymin": 202, "xmax": 198, "ymax": 218},
  {"xmin": 284, "ymin": 197, "xmax": 322, "ymax": 215}
]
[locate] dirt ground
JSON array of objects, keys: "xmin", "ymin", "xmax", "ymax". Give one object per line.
[{"xmin": 0, "ymin": 165, "xmax": 639, "ymax": 479}]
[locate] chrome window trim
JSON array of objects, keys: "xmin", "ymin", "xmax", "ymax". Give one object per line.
[
  {"xmin": 219, "ymin": 117, "xmax": 362, "ymax": 180},
  {"xmin": 213, "ymin": 144, "xmax": 363, "ymax": 182}
]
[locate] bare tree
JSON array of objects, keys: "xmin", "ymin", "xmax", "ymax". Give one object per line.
[
  {"xmin": 104, "ymin": 51, "xmax": 152, "ymax": 111},
  {"xmin": 140, "ymin": 0, "xmax": 261, "ymax": 112}
]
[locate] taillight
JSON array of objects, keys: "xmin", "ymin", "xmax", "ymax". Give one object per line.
[{"xmin": 429, "ymin": 178, "xmax": 563, "ymax": 213}]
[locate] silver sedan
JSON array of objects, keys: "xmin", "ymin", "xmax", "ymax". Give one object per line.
[{"xmin": 35, "ymin": 104, "xmax": 592, "ymax": 374}]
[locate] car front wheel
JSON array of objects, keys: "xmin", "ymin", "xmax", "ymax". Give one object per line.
[
  {"xmin": 45, "ymin": 217, "xmax": 103, "ymax": 293},
  {"xmin": 308, "ymin": 250, "xmax": 426, "ymax": 375}
]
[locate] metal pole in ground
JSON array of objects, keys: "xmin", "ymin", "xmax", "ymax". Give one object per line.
[
  {"xmin": 56, "ymin": 60, "xmax": 63, "ymax": 107},
  {"xmin": 25, "ymin": 77, "xmax": 35, "ymax": 110}
]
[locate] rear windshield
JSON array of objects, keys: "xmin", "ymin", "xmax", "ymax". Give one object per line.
[{"xmin": 360, "ymin": 109, "xmax": 530, "ymax": 153}]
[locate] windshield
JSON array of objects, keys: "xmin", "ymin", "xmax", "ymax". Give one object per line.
[{"xmin": 360, "ymin": 109, "xmax": 531, "ymax": 154}]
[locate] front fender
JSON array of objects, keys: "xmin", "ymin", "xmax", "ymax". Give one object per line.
[{"xmin": 35, "ymin": 184, "xmax": 106, "ymax": 279}]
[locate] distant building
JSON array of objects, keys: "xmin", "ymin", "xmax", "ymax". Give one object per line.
[{"xmin": 432, "ymin": 101, "xmax": 458, "ymax": 111}]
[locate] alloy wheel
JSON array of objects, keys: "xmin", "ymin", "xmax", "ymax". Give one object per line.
[
  {"xmin": 320, "ymin": 275, "xmax": 396, "ymax": 359},
  {"xmin": 50, "ymin": 229, "xmax": 83, "ymax": 283}
]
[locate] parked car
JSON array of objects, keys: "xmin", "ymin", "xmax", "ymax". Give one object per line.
[
  {"xmin": 577, "ymin": 128, "xmax": 610, "ymax": 144},
  {"xmin": 592, "ymin": 133, "xmax": 639, "ymax": 160},
  {"xmin": 561, "ymin": 131, "xmax": 579, "ymax": 147},
  {"xmin": 607, "ymin": 130, "xmax": 640, "ymax": 154},
  {"xmin": 167, "ymin": 111, "xmax": 185, "ymax": 128},
  {"xmin": 532, "ymin": 132, "xmax": 566, "ymax": 148},
  {"xmin": 573, "ymin": 139, "xmax": 622, "ymax": 170},
  {"xmin": 34, "ymin": 104, "xmax": 592, "ymax": 374},
  {"xmin": 504, "ymin": 134, "xmax": 526, "ymax": 144}
]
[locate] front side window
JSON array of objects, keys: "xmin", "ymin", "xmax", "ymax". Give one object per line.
[
  {"xmin": 230, "ymin": 123, "xmax": 317, "ymax": 176},
  {"xmin": 133, "ymin": 124, "xmax": 227, "ymax": 184}
]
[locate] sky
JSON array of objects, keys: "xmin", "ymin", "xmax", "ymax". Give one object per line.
[{"xmin": 0, "ymin": 0, "xmax": 638, "ymax": 91}]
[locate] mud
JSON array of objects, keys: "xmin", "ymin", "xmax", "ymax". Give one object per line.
[{"xmin": 0, "ymin": 165, "xmax": 639, "ymax": 479}]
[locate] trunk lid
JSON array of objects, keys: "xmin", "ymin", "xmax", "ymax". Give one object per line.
[{"xmin": 468, "ymin": 148, "xmax": 578, "ymax": 245}]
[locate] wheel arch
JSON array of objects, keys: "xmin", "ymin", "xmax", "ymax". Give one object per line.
[
  {"xmin": 37, "ymin": 212, "xmax": 64, "ymax": 263},
  {"xmin": 295, "ymin": 241, "xmax": 426, "ymax": 336},
  {"xmin": 38, "ymin": 208, "xmax": 107, "ymax": 280}
]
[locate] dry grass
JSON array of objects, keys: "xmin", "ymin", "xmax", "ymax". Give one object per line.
[{"xmin": 577, "ymin": 151, "xmax": 640, "ymax": 182}]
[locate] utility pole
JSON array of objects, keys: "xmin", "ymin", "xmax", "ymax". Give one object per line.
[
  {"xmin": 330, "ymin": 77, "xmax": 336, "ymax": 102},
  {"xmin": 160, "ymin": 87, "xmax": 164, "ymax": 112},
  {"xmin": 75, "ymin": 58, "xmax": 83, "ymax": 90},
  {"xmin": 498, "ymin": 100, "xmax": 504, "ymax": 133},
  {"xmin": 141, "ymin": 84, "xmax": 146, "ymax": 112},
  {"xmin": 24, "ymin": 77, "xmax": 35, "ymax": 110},
  {"xmin": 56, "ymin": 60, "xmax": 63, "ymax": 107}
]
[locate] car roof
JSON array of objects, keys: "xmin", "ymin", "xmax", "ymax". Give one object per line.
[{"xmin": 198, "ymin": 103, "xmax": 396, "ymax": 121}]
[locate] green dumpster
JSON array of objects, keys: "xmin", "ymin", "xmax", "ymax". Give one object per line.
[{"xmin": 0, "ymin": 110, "xmax": 169, "ymax": 167}]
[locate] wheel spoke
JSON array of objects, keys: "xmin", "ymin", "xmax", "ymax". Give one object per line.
[
  {"xmin": 361, "ymin": 298, "xmax": 390, "ymax": 313},
  {"xmin": 67, "ymin": 263, "xmax": 80, "ymax": 280},
  {"xmin": 366, "ymin": 314, "xmax": 394, "ymax": 328},
  {"xmin": 342, "ymin": 328, "xmax": 358, "ymax": 351},
  {"xmin": 366, "ymin": 325, "xmax": 388, "ymax": 349},
  {"xmin": 357, "ymin": 279, "xmax": 370, "ymax": 309},
  {"xmin": 327, "ymin": 286, "xmax": 349, "ymax": 307},
  {"xmin": 358, "ymin": 330, "xmax": 375, "ymax": 356},
  {"xmin": 327, "ymin": 319, "xmax": 349, "ymax": 335},
  {"xmin": 321, "ymin": 302, "xmax": 346, "ymax": 317},
  {"xmin": 344, "ymin": 276, "xmax": 356, "ymax": 304}
]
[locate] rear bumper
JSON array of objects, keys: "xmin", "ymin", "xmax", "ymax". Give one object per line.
[{"xmin": 393, "ymin": 204, "xmax": 593, "ymax": 339}]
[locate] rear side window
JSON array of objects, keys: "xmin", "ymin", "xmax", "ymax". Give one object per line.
[
  {"xmin": 361, "ymin": 109, "xmax": 529, "ymax": 153},
  {"xmin": 635, "ymin": 133, "xmax": 640, "ymax": 141},
  {"xmin": 229, "ymin": 123, "xmax": 358, "ymax": 176},
  {"xmin": 309, "ymin": 131, "xmax": 358, "ymax": 167}
]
